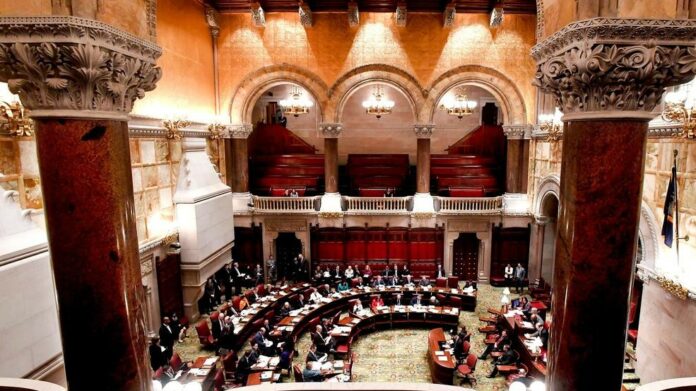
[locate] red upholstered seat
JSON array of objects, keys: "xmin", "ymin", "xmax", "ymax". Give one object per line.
[
  {"xmin": 293, "ymin": 364, "xmax": 304, "ymax": 382},
  {"xmin": 457, "ymin": 354, "xmax": 478, "ymax": 377},
  {"xmin": 461, "ymin": 341, "xmax": 471, "ymax": 355},
  {"xmin": 210, "ymin": 311, "xmax": 220, "ymax": 321},
  {"xmin": 231, "ymin": 296, "xmax": 242, "ymax": 311},
  {"xmin": 195, "ymin": 320, "xmax": 215, "ymax": 347},
  {"xmin": 256, "ymin": 284, "xmax": 266, "ymax": 296},
  {"xmin": 436, "ymin": 277, "xmax": 447, "ymax": 288},
  {"xmin": 628, "ymin": 329, "xmax": 638, "ymax": 346},
  {"xmin": 170, "ymin": 352, "xmax": 183, "ymax": 370},
  {"xmin": 223, "ymin": 351, "xmax": 237, "ymax": 379},
  {"xmin": 451, "ymin": 296, "xmax": 463, "ymax": 309},
  {"xmin": 153, "ymin": 367, "xmax": 163, "ymax": 380},
  {"xmin": 447, "ymin": 276, "xmax": 459, "ymax": 288}
]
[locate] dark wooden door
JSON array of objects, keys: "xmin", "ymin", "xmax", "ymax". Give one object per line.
[
  {"xmin": 452, "ymin": 233, "xmax": 479, "ymax": 281},
  {"xmin": 157, "ymin": 249, "xmax": 184, "ymax": 318},
  {"xmin": 276, "ymin": 232, "xmax": 302, "ymax": 280},
  {"xmin": 482, "ymin": 102, "xmax": 499, "ymax": 125}
]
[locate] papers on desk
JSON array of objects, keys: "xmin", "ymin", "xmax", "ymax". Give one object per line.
[
  {"xmin": 334, "ymin": 326, "xmax": 351, "ymax": 334},
  {"xmin": 321, "ymin": 297, "xmax": 333, "ymax": 303},
  {"xmin": 333, "ymin": 360, "xmax": 344, "ymax": 369},
  {"xmin": 269, "ymin": 357, "xmax": 280, "ymax": 366},
  {"xmin": 303, "ymin": 283, "xmax": 310, "ymax": 287},
  {"xmin": 435, "ymin": 351, "xmax": 445, "ymax": 356},
  {"xmin": 190, "ymin": 368, "xmax": 210, "ymax": 376},
  {"xmin": 320, "ymin": 361, "xmax": 333, "ymax": 371},
  {"xmin": 264, "ymin": 340, "xmax": 273, "ymax": 347},
  {"xmin": 203, "ymin": 357, "xmax": 218, "ymax": 367},
  {"xmin": 351, "ymin": 318, "xmax": 361, "ymax": 324},
  {"xmin": 291, "ymin": 287, "xmax": 298, "ymax": 291},
  {"xmin": 280, "ymin": 285, "xmax": 288, "ymax": 289},
  {"xmin": 291, "ymin": 316, "xmax": 302, "ymax": 323},
  {"xmin": 521, "ymin": 321, "xmax": 534, "ymax": 329},
  {"xmin": 289, "ymin": 309, "xmax": 302, "ymax": 316},
  {"xmin": 261, "ymin": 371, "xmax": 273, "ymax": 380},
  {"xmin": 451, "ymin": 289, "xmax": 459, "ymax": 294},
  {"xmin": 437, "ymin": 356, "xmax": 449, "ymax": 362},
  {"xmin": 463, "ymin": 286, "xmax": 474, "ymax": 294},
  {"xmin": 377, "ymin": 305, "xmax": 386, "ymax": 310},
  {"xmin": 429, "ymin": 308, "xmax": 440, "ymax": 313}
]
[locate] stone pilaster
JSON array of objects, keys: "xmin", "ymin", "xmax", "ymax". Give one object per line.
[
  {"xmin": 413, "ymin": 124, "xmax": 435, "ymax": 213},
  {"xmin": 318, "ymin": 123, "xmax": 343, "ymax": 212},
  {"xmin": 502, "ymin": 124, "xmax": 531, "ymax": 194},
  {"xmin": 224, "ymin": 124, "xmax": 253, "ymax": 212},
  {"xmin": 0, "ymin": 16, "xmax": 161, "ymax": 391},
  {"xmin": 532, "ymin": 18, "xmax": 696, "ymax": 391}
]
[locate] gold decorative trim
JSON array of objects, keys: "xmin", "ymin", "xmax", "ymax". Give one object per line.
[
  {"xmin": 656, "ymin": 276, "xmax": 689, "ymax": 300},
  {"xmin": 318, "ymin": 211, "xmax": 343, "ymax": 219}
]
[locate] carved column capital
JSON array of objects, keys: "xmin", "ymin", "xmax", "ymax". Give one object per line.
[
  {"xmin": 319, "ymin": 123, "xmax": 343, "ymax": 138},
  {"xmin": 532, "ymin": 18, "xmax": 696, "ymax": 120},
  {"xmin": 205, "ymin": 5, "xmax": 221, "ymax": 38},
  {"xmin": 226, "ymin": 124, "xmax": 253, "ymax": 139},
  {"xmin": 0, "ymin": 16, "xmax": 162, "ymax": 120},
  {"xmin": 503, "ymin": 124, "xmax": 532, "ymax": 139},
  {"xmin": 413, "ymin": 124, "xmax": 435, "ymax": 139}
]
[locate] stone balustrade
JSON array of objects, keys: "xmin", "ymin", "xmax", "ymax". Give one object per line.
[{"xmin": 437, "ymin": 196, "xmax": 503, "ymax": 214}]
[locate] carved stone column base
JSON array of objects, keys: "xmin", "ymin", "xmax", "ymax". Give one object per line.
[
  {"xmin": 412, "ymin": 192, "xmax": 435, "ymax": 213},
  {"xmin": 319, "ymin": 192, "xmax": 342, "ymax": 213}
]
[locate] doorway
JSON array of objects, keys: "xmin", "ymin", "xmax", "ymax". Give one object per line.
[
  {"xmin": 275, "ymin": 232, "xmax": 302, "ymax": 280},
  {"xmin": 540, "ymin": 194, "xmax": 559, "ymax": 286},
  {"xmin": 452, "ymin": 233, "xmax": 479, "ymax": 281}
]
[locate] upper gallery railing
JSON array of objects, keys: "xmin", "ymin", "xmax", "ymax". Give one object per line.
[
  {"xmin": 436, "ymin": 196, "xmax": 503, "ymax": 214},
  {"xmin": 252, "ymin": 196, "xmax": 320, "ymax": 213},
  {"xmin": 343, "ymin": 196, "xmax": 412, "ymax": 214}
]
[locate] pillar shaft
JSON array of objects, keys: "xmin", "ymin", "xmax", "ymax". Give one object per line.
[
  {"xmin": 506, "ymin": 138, "xmax": 529, "ymax": 193},
  {"xmin": 232, "ymin": 137, "xmax": 249, "ymax": 193},
  {"xmin": 416, "ymin": 138, "xmax": 431, "ymax": 193},
  {"xmin": 35, "ymin": 119, "xmax": 150, "ymax": 391},
  {"xmin": 324, "ymin": 137, "xmax": 338, "ymax": 193},
  {"xmin": 548, "ymin": 119, "xmax": 646, "ymax": 390}
]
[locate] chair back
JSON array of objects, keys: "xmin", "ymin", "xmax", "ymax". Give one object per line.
[
  {"xmin": 462, "ymin": 341, "xmax": 471, "ymax": 355},
  {"xmin": 214, "ymin": 369, "xmax": 225, "ymax": 390},
  {"xmin": 293, "ymin": 364, "xmax": 304, "ymax": 382},
  {"xmin": 257, "ymin": 284, "xmax": 266, "ymax": 296},
  {"xmin": 231, "ymin": 296, "xmax": 242, "ymax": 311},
  {"xmin": 451, "ymin": 296, "xmax": 462, "ymax": 308},
  {"xmin": 251, "ymin": 318, "xmax": 264, "ymax": 332},
  {"xmin": 265, "ymin": 309, "xmax": 275, "ymax": 321},
  {"xmin": 331, "ymin": 311, "xmax": 341, "ymax": 325},
  {"xmin": 303, "ymin": 288, "xmax": 316, "ymax": 300},
  {"xmin": 309, "ymin": 316, "xmax": 320, "ymax": 330},
  {"xmin": 179, "ymin": 315, "xmax": 189, "ymax": 328},
  {"xmin": 152, "ymin": 367, "xmax": 163, "ymax": 380},
  {"xmin": 436, "ymin": 293, "xmax": 446, "ymax": 305},
  {"xmin": 351, "ymin": 278, "xmax": 360, "ymax": 287},
  {"xmin": 223, "ymin": 352, "xmax": 237, "ymax": 372},
  {"xmin": 210, "ymin": 311, "xmax": 220, "ymax": 321},
  {"xmin": 447, "ymin": 276, "xmax": 459, "ymax": 288},
  {"xmin": 196, "ymin": 320, "xmax": 211, "ymax": 340},
  {"xmin": 436, "ymin": 277, "xmax": 447, "ymax": 288},
  {"xmin": 465, "ymin": 353, "xmax": 477, "ymax": 369},
  {"xmin": 169, "ymin": 352, "xmax": 182, "ymax": 370}
]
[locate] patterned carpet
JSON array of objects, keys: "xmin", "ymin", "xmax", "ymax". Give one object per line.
[{"xmin": 174, "ymin": 284, "xmax": 528, "ymax": 390}]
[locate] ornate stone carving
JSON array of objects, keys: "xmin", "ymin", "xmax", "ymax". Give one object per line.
[
  {"xmin": 443, "ymin": 4, "xmax": 456, "ymax": 28},
  {"xmin": 265, "ymin": 218, "xmax": 307, "ymax": 232},
  {"xmin": 502, "ymin": 124, "xmax": 531, "ymax": 139},
  {"xmin": 299, "ymin": 3, "xmax": 313, "ymax": 27},
  {"xmin": 396, "ymin": 4, "xmax": 407, "ymax": 27},
  {"xmin": 535, "ymin": 0, "xmax": 544, "ymax": 42},
  {"xmin": 648, "ymin": 122, "xmax": 684, "ymax": 138},
  {"xmin": 0, "ymin": 16, "xmax": 162, "ymax": 120},
  {"xmin": 147, "ymin": 0, "xmax": 158, "ymax": 42},
  {"xmin": 532, "ymin": 18, "xmax": 696, "ymax": 119},
  {"xmin": 227, "ymin": 124, "xmax": 253, "ymax": 139},
  {"xmin": 348, "ymin": 2, "xmax": 359, "ymax": 27},
  {"xmin": 251, "ymin": 3, "xmax": 266, "ymax": 27},
  {"xmin": 319, "ymin": 123, "xmax": 343, "ymax": 138},
  {"xmin": 205, "ymin": 5, "xmax": 220, "ymax": 38},
  {"xmin": 413, "ymin": 124, "xmax": 434, "ymax": 139}
]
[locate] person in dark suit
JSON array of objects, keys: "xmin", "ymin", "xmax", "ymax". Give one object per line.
[
  {"xmin": 249, "ymin": 342, "xmax": 260, "ymax": 364},
  {"xmin": 237, "ymin": 350, "xmax": 254, "ymax": 384},
  {"xmin": 311, "ymin": 325, "xmax": 330, "ymax": 354},
  {"xmin": 526, "ymin": 322, "xmax": 549, "ymax": 348},
  {"xmin": 402, "ymin": 264, "xmax": 410, "ymax": 277},
  {"xmin": 232, "ymin": 261, "xmax": 244, "ymax": 295},
  {"xmin": 149, "ymin": 337, "xmax": 167, "ymax": 371},
  {"xmin": 159, "ymin": 317, "xmax": 175, "ymax": 359},
  {"xmin": 211, "ymin": 315, "xmax": 223, "ymax": 342},
  {"xmin": 372, "ymin": 275, "xmax": 385, "ymax": 288},
  {"xmin": 254, "ymin": 327, "xmax": 274, "ymax": 355},
  {"xmin": 479, "ymin": 330, "xmax": 510, "ymax": 359},
  {"xmin": 302, "ymin": 361, "xmax": 327, "ymax": 382},
  {"xmin": 306, "ymin": 344, "xmax": 327, "ymax": 363},
  {"xmin": 419, "ymin": 275, "xmax": 431, "ymax": 287},
  {"xmin": 487, "ymin": 345, "xmax": 516, "ymax": 377},
  {"xmin": 280, "ymin": 302, "xmax": 292, "ymax": 317},
  {"xmin": 410, "ymin": 294, "xmax": 423, "ymax": 306}
]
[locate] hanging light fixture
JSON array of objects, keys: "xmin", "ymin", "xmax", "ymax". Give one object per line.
[
  {"xmin": 362, "ymin": 85, "xmax": 395, "ymax": 119},
  {"xmin": 662, "ymin": 86, "xmax": 696, "ymax": 139},
  {"xmin": 438, "ymin": 88, "xmax": 477, "ymax": 119},
  {"xmin": 279, "ymin": 86, "xmax": 313, "ymax": 117},
  {"xmin": 538, "ymin": 107, "xmax": 563, "ymax": 141}
]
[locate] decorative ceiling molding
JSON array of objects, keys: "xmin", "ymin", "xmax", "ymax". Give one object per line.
[
  {"xmin": 147, "ymin": 0, "xmax": 158, "ymax": 42},
  {"xmin": 648, "ymin": 122, "xmax": 684, "ymax": 138},
  {"xmin": 227, "ymin": 124, "xmax": 253, "ymax": 139},
  {"xmin": 0, "ymin": 16, "xmax": 162, "ymax": 120},
  {"xmin": 396, "ymin": 3, "xmax": 407, "ymax": 27},
  {"xmin": 535, "ymin": 0, "xmax": 544, "ymax": 42},
  {"xmin": 443, "ymin": 3, "xmax": 456, "ymax": 28},
  {"xmin": 533, "ymin": 18, "xmax": 696, "ymax": 120},
  {"xmin": 413, "ymin": 124, "xmax": 435, "ymax": 139},
  {"xmin": 348, "ymin": 1, "xmax": 359, "ymax": 27},
  {"xmin": 503, "ymin": 124, "xmax": 532, "ymax": 139},
  {"xmin": 299, "ymin": 2, "xmax": 313, "ymax": 27}
]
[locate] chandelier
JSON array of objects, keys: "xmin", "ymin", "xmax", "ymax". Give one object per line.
[
  {"xmin": 538, "ymin": 107, "xmax": 563, "ymax": 141},
  {"xmin": 438, "ymin": 89, "xmax": 477, "ymax": 119},
  {"xmin": 0, "ymin": 99, "xmax": 33, "ymax": 137},
  {"xmin": 362, "ymin": 85, "xmax": 394, "ymax": 119},
  {"xmin": 662, "ymin": 89, "xmax": 696, "ymax": 139},
  {"xmin": 279, "ymin": 86, "xmax": 313, "ymax": 117}
]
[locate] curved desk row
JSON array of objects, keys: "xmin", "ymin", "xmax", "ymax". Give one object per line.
[{"xmin": 428, "ymin": 328, "xmax": 457, "ymax": 385}]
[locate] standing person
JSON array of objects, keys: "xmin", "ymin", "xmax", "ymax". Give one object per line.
[
  {"xmin": 232, "ymin": 261, "xmax": 244, "ymax": 295},
  {"xmin": 504, "ymin": 263, "xmax": 514, "ymax": 286},
  {"xmin": 436, "ymin": 264, "xmax": 445, "ymax": 279},
  {"xmin": 149, "ymin": 336, "xmax": 167, "ymax": 371},
  {"xmin": 159, "ymin": 317, "xmax": 175, "ymax": 360},
  {"xmin": 514, "ymin": 263, "xmax": 526, "ymax": 293},
  {"xmin": 267, "ymin": 255, "xmax": 277, "ymax": 283},
  {"xmin": 253, "ymin": 263, "xmax": 263, "ymax": 286}
]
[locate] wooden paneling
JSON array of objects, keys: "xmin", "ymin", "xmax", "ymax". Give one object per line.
[
  {"xmin": 232, "ymin": 225, "xmax": 263, "ymax": 271},
  {"xmin": 156, "ymin": 250, "xmax": 184, "ymax": 318},
  {"xmin": 452, "ymin": 233, "xmax": 478, "ymax": 281},
  {"xmin": 490, "ymin": 226, "xmax": 530, "ymax": 279}
]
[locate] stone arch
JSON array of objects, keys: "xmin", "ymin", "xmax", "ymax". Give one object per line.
[
  {"xmin": 534, "ymin": 174, "xmax": 561, "ymax": 218},
  {"xmin": 327, "ymin": 64, "xmax": 427, "ymax": 123},
  {"xmin": 638, "ymin": 201, "xmax": 660, "ymax": 271},
  {"xmin": 228, "ymin": 64, "xmax": 329, "ymax": 124},
  {"xmin": 422, "ymin": 65, "xmax": 528, "ymax": 125}
]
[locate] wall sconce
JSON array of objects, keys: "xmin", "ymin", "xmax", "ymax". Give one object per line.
[
  {"xmin": 162, "ymin": 118, "xmax": 191, "ymax": 140},
  {"xmin": 0, "ymin": 100, "xmax": 33, "ymax": 137},
  {"xmin": 538, "ymin": 108, "xmax": 563, "ymax": 141}
]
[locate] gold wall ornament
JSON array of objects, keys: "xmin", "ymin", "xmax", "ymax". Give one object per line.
[
  {"xmin": 656, "ymin": 276, "xmax": 690, "ymax": 300},
  {"xmin": 538, "ymin": 108, "xmax": 563, "ymax": 141},
  {"xmin": 412, "ymin": 211, "xmax": 436, "ymax": 219},
  {"xmin": 661, "ymin": 96, "xmax": 696, "ymax": 139},
  {"xmin": 0, "ymin": 100, "xmax": 33, "ymax": 136},
  {"xmin": 162, "ymin": 119, "xmax": 191, "ymax": 140},
  {"xmin": 318, "ymin": 211, "xmax": 343, "ymax": 219},
  {"xmin": 208, "ymin": 123, "xmax": 225, "ymax": 140},
  {"xmin": 162, "ymin": 232, "xmax": 179, "ymax": 246}
]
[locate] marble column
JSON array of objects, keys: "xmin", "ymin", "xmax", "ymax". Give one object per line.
[
  {"xmin": 226, "ymin": 124, "xmax": 253, "ymax": 211},
  {"xmin": 532, "ymin": 18, "xmax": 696, "ymax": 390},
  {"xmin": 318, "ymin": 123, "xmax": 343, "ymax": 212},
  {"xmin": 0, "ymin": 17, "xmax": 161, "ymax": 391},
  {"xmin": 502, "ymin": 125, "xmax": 531, "ymax": 194},
  {"xmin": 413, "ymin": 124, "xmax": 435, "ymax": 213}
]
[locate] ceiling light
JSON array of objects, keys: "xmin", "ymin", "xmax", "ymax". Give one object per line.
[{"xmin": 362, "ymin": 85, "xmax": 395, "ymax": 119}]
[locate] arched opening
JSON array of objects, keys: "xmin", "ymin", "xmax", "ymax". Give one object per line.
[
  {"xmin": 275, "ymin": 232, "xmax": 303, "ymax": 281},
  {"xmin": 539, "ymin": 192, "xmax": 559, "ymax": 286}
]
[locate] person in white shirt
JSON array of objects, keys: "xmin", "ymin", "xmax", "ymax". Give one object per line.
[
  {"xmin": 344, "ymin": 266, "xmax": 354, "ymax": 279},
  {"xmin": 436, "ymin": 264, "xmax": 445, "ymax": 279},
  {"xmin": 352, "ymin": 301, "xmax": 364, "ymax": 313},
  {"xmin": 309, "ymin": 289, "xmax": 323, "ymax": 304},
  {"xmin": 504, "ymin": 263, "xmax": 514, "ymax": 285}
]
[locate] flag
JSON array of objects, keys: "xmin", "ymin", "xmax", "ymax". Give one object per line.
[{"xmin": 661, "ymin": 165, "xmax": 677, "ymax": 247}]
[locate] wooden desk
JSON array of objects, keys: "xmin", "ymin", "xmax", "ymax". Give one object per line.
[
  {"xmin": 497, "ymin": 315, "xmax": 547, "ymax": 379},
  {"xmin": 427, "ymin": 328, "xmax": 455, "ymax": 385},
  {"xmin": 246, "ymin": 371, "xmax": 280, "ymax": 386}
]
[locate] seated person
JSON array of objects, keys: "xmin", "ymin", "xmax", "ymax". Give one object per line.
[
  {"xmin": 419, "ymin": 275, "xmax": 431, "ymax": 288},
  {"xmin": 464, "ymin": 280, "xmax": 478, "ymax": 291},
  {"xmin": 237, "ymin": 350, "xmax": 255, "ymax": 383},
  {"xmin": 337, "ymin": 279, "xmax": 350, "ymax": 292},
  {"xmin": 352, "ymin": 300, "xmax": 365, "ymax": 316},
  {"xmin": 402, "ymin": 274, "xmax": 414, "ymax": 286},
  {"xmin": 254, "ymin": 327, "xmax": 274, "ymax": 355},
  {"xmin": 329, "ymin": 287, "xmax": 341, "ymax": 298},
  {"xmin": 306, "ymin": 343, "xmax": 327, "ymax": 363},
  {"xmin": 363, "ymin": 265, "xmax": 373, "ymax": 280},
  {"xmin": 148, "ymin": 337, "xmax": 166, "ymax": 371},
  {"xmin": 353, "ymin": 265, "xmax": 361, "ymax": 277},
  {"xmin": 309, "ymin": 289, "xmax": 323, "ymax": 304},
  {"xmin": 525, "ymin": 322, "xmax": 549, "ymax": 347},
  {"xmin": 249, "ymin": 341, "xmax": 261, "ymax": 364},
  {"xmin": 382, "ymin": 267, "xmax": 392, "ymax": 278},
  {"xmin": 372, "ymin": 275, "xmax": 386, "ymax": 288},
  {"xmin": 280, "ymin": 302, "xmax": 292, "ymax": 317},
  {"xmin": 529, "ymin": 312, "xmax": 544, "ymax": 328},
  {"xmin": 322, "ymin": 267, "xmax": 331, "ymax": 281},
  {"xmin": 354, "ymin": 276, "xmax": 365, "ymax": 288},
  {"xmin": 393, "ymin": 293, "xmax": 405, "ymax": 306},
  {"xmin": 515, "ymin": 296, "xmax": 531, "ymax": 312},
  {"xmin": 344, "ymin": 266, "xmax": 354, "ymax": 279},
  {"xmin": 487, "ymin": 345, "xmax": 516, "ymax": 378},
  {"xmin": 410, "ymin": 294, "xmax": 424, "ymax": 307},
  {"xmin": 370, "ymin": 295, "xmax": 384, "ymax": 312},
  {"xmin": 313, "ymin": 268, "xmax": 323, "ymax": 282},
  {"xmin": 302, "ymin": 361, "xmax": 330, "ymax": 382},
  {"xmin": 506, "ymin": 367, "xmax": 533, "ymax": 387},
  {"xmin": 429, "ymin": 295, "xmax": 439, "ymax": 306},
  {"xmin": 294, "ymin": 294, "xmax": 306, "ymax": 309},
  {"xmin": 479, "ymin": 330, "xmax": 510, "ymax": 359},
  {"xmin": 333, "ymin": 265, "xmax": 342, "ymax": 280},
  {"xmin": 247, "ymin": 287, "xmax": 260, "ymax": 304},
  {"xmin": 402, "ymin": 264, "xmax": 410, "ymax": 277}
]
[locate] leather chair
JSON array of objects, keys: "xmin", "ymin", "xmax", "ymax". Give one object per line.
[
  {"xmin": 451, "ymin": 296, "xmax": 463, "ymax": 309},
  {"xmin": 350, "ymin": 277, "xmax": 360, "ymax": 287},
  {"xmin": 436, "ymin": 293, "xmax": 447, "ymax": 306},
  {"xmin": 222, "ymin": 351, "xmax": 237, "ymax": 380},
  {"xmin": 461, "ymin": 341, "xmax": 471, "ymax": 356},
  {"xmin": 231, "ymin": 296, "xmax": 242, "ymax": 312},
  {"xmin": 331, "ymin": 311, "xmax": 341, "ymax": 326},
  {"xmin": 214, "ymin": 368, "xmax": 240, "ymax": 390},
  {"xmin": 152, "ymin": 367, "xmax": 163, "ymax": 380},
  {"xmin": 456, "ymin": 354, "xmax": 478, "ymax": 386},
  {"xmin": 256, "ymin": 284, "xmax": 266, "ymax": 296},
  {"xmin": 447, "ymin": 276, "xmax": 459, "ymax": 289},
  {"xmin": 335, "ymin": 335, "xmax": 353, "ymax": 358},
  {"xmin": 293, "ymin": 364, "xmax": 304, "ymax": 382},
  {"xmin": 436, "ymin": 277, "xmax": 447, "ymax": 288},
  {"xmin": 195, "ymin": 320, "xmax": 215, "ymax": 348},
  {"xmin": 169, "ymin": 352, "xmax": 183, "ymax": 370}
]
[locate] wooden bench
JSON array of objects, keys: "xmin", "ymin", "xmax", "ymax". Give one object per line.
[{"xmin": 437, "ymin": 176, "xmax": 499, "ymax": 188}]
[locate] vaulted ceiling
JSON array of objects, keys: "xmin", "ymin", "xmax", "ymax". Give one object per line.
[{"xmin": 207, "ymin": 0, "xmax": 537, "ymax": 14}]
